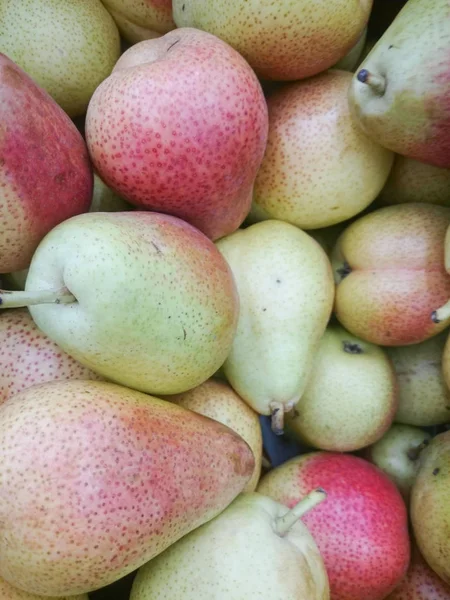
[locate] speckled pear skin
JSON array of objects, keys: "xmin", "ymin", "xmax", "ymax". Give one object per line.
[
  {"xmin": 285, "ymin": 324, "xmax": 398, "ymax": 452},
  {"xmin": 130, "ymin": 492, "xmax": 330, "ymax": 600},
  {"xmin": 0, "ymin": 54, "xmax": 93, "ymax": 274},
  {"xmin": 0, "ymin": 379, "xmax": 254, "ymax": 596},
  {"xmin": 25, "ymin": 211, "xmax": 239, "ymax": 395},
  {"xmin": 0, "ymin": 308, "xmax": 101, "ymax": 406},
  {"xmin": 163, "ymin": 378, "xmax": 263, "ymax": 492},
  {"xmin": 348, "ymin": 0, "xmax": 450, "ymax": 168},
  {"xmin": 258, "ymin": 452, "xmax": 410, "ymax": 600},
  {"xmin": 411, "ymin": 431, "xmax": 450, "ymax": 585},
  {"xmin": 386, "ymin": 543, "xmax": 450, "ymax": 600},
  {"xmin": 0, "ymin": 0, "xmax": 121, "ymax": 118},
  {"xmin": 332, "ymin": 203, "xmax": 450, "ymax": 346},
  {"xmin": 101, "ymin": 0, "xmax": 175, "ymax": 42},
  {"xmin": 378, "ymin": 155, "xmax": 450, "ymax": 208},
  {"xmin": 252, "ymin": 70, "xmax": 394, "ymax": 230},
  {"xmin": 85, "ymin": 28, "xmax": 269, "ymax": 241},
  {"xmin": 0, "ymin": 576, "xmax": 88, "ymax": 600},
  {"xmin": 386, "ymin": 331, "xmax": 450, "ymax": 427},
  {"xmin": 173, "ymin": 0, "xmax": 372, "ymax": 81},
  {"xmin": 216, "ymin": 220, "xmax": 335, "ymax": 418}
]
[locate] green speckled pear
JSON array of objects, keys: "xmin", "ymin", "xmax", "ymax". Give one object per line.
[
  {"xmin": 130, "ymin": 490, "xmax": 330, "ymax": 600},
  {"xmin": 0, "ymin": 211, "xmax": 239, "ymax": 395},
  {"xmin": 216, "ymin": 220, "xmax": 335, "ymax": 434},
  {"xmin": 0, "ymin": 0, "xmax": 121, "ymax": 117}
]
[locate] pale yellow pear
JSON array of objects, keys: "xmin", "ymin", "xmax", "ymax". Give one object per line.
[
  {"xmin": 0, "ymin": 0, "xmax": 121, "ymax": 117},
  {"xmin": 286, "ymin": 324, "xmax": 397, "ymax": 452},
  {"xmin": 162, "ymin": 379, "xmax": 263, "ymax": 492},
  {"xmin": 216, "ymin": 220, "xmax": 335, "ymax": 434}
]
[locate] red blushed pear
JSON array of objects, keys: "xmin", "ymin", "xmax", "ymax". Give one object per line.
[
  {"xmin": 257, "ymin": 452, "xmax": 410, "ymax": 600},
  {"xmin": 0, "ymin": 54, "xmax": 92, "ymax": 273},
  {"xmin": 348, "ymin": 0, "xmax": 450, "ymax": 168},
  {"xmin": 85, "ymin": 28, "xmax": 269, "ymax": 241},
  {"xmin": 0, "ymin": 379, "xmax": 254, "ymax": 597},
  {"xmin": 331, "ymin": 203, "xmax": 450, "ymax": 346}
]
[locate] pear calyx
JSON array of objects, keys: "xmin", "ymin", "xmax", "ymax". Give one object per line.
[
  {"xmin": 274, "ymin": 488, "xmax": 327, "ymax": 537},
  {"xmin": 342, "ymin": 341, "xmax": 364, "ymax": 354},
  {"xmin": 0, "ymin": 287, "xmax": 76, "ymax": 308},
  {"xmin": 431, "ymin": 299, "xmax": 450, "ymax": 324},
  {"xmin": 406, "ymin": 438, "xmax": 430, "ymax": 462},
  {"xmin": 356, "ymin": 69, "xmax": 386, "ymax": 96}
]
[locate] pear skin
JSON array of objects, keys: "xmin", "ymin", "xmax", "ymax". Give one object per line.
[
  {"xmin": 216, "ymin": 220, "xmax": 335, "ymax": 434},
  {"xmin": 332, "ymin": 203, "xmax": 450, "ymax": 346},
  {"xmin": 411, "ymin": 430, "xmax": 450, "ymax": 585},
  {"xmin": 252, "ymin": 70, "xmax": 394, "ymax": 229},
  {"xmin": 286, "ymin": 324, "xmax": 398, "ymax": 452},
  {"xmin": 162, "ymin": 379, "xmax": 263, "ymax": 492},
  {"xmin": 386, "ymin": 331, "xmax": 450, "ymax": 426},
  {"xmin": 0, "ymin": 379, "xmax": 254, "ymax": 596},
  {"xmin": 130, "ymin": 491, "xmax": 330, "ymax": 600},
  {"xmin": 101, "ymin": 0, "xmax": 175, "ymax": 42},
  {"xmin": 349, "ymin": 0, "xmax": 450, "ymax": 168},
  {"xmin": 334, "ymin": 26, "xmax": 368, "ymax": 71},
  {"xmin": 377, "ymin": 155, "xmax": 450, "ymax": 208},
  {"xmin": 0, "ymin": 577, "xmax": 88, "ymax": 600}
]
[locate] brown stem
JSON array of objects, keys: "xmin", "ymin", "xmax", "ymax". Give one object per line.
[
  {"xmin": 0, "ymin": 287, "xmax": 76, "ymax": 308},
  {"xmin": 270, "ymin": 402, "xmax": 285, "ymax": 436}
]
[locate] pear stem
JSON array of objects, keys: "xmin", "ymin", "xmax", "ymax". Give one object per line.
[
  {"xmin": 274, "ymin": 488, "xmax": 327, "ymax": 537},
  {"xmin": 356, "ymin": 69, "xmax": 386, "ymax": 95},
  {"xmin": 270, "ymin": 402, "xmax": 285, "ymax": 436},
  {"xmin": 0, "ymin": 287, "xmax": 76, "ymax": 308},
  {"xmin": 432, "ymin": 299, "xmax": 450, "ymax": 324}
]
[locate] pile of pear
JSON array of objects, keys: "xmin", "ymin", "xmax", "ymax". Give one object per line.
[{"xmin": 0, "ymin": 0, "xmax": 450, "ymax": 599}]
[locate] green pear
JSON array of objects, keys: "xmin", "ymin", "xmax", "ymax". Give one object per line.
[
  {"xmin": 162, "ymin": 379, "xmax": 263, "ymax": 492},
  {"xmin": 348, "ymin": 0, "xmax": 450, "ymax": 168},
  {"xmin": 411, "ymin": 430, "xmax": 450, "ymax": 584},
  {"xmin": 386, "ymin": 332, "xmax": 450, "ymax": 426},
  {"xmin": 0, "ymin": 576, "xmax": 87, "ymax": 600},
  {"xmin": 0, "ymin": 379, "xmax": 254, "ymax": 596},
  {"xmin": 90, "ymin": 173, "xmax": 131, "ymax": 213},
  {"xmin": 173, "ymin": 0, "xmax": 372, "ymax": 81},
  {"xmin": 286, "ymin": 324, "xmax": 397, "ymax": 452},
  {"xmin": 363, "ymin": 423, "xmax": 432, "ymax": 501},
  {"xmin": 130, "ymin": 490, "xmax": 329, "ymax": 600},
  {"xmin": 216, "ymin": 220, "xmax": 335, "ymax": 434},
  {"xmin": 334, "ymin": 26, "xmax": 368, "ymax": 71},
  {"xmin": 251, "ymin": 70, "xmax": 394, "ymax": 230},
  {"xmin": 377, "ymin": 156, "xmax": 450, "ymax": 207},
  {"xmin": 0, "ymin": 0, "xmax": 121, "ymax": 118},
  {"xmin": 101, "ymin": 0, "xmax": 175, "ymax": 44},
  {"xmin": 307, "ymin": 222, "xmax": 352, "ymax": 258},
  {"xmin": 0, "ymin": 212, "xmax": 239, "ymax": 396}
]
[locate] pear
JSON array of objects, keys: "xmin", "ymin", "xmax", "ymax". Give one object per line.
[
  {"xmin": 348, "ymin": 0, "xmax": 450, "ymax": 169},
  {"xmin": 130, "ymin": 490, "xmax": 329, "ymax": 600},
  {"xmin": 307, "ymin": 222, "xmax": 350, "ymax": 258},
  {"xmin": 90, "ymin": 173, "xmax": 131, "ymax": 213},
  {"xmin": 163, "ymin": 379, "xmax": 263, "ymax": 492},
  {"xmin": 101, "ymin": 0, "xmax": 175, "ymax": 44},
  {"xmin": 0, "ymin": 0, "xmax": 121, "ymax": 118},
  {"xmin": 334, "ymin": 26, "xmax": 368, "ymax": 71},
  {"xmin": 258, "ymin": 452, "xmax": 410, "ymax": 600},
  {"xmin": 363, "ymin": 423, "xmax": 432, "ymax": 501},
  {"xmin": 251, "ymin": 70, "xmax": 394, "ymax": 230},
  {"xmin": 0, "ymin": 211, "xmax": 239, "ymax": 396},
  {"xmin": 0, "ymin": 308, "xmax": 101, "ymax": 405},
  {"xmin": 411, "ymin": 430, "xmax": 450, "ymax": 585},
  {"xmin": 386, "ymin": 332, "xmax": 450, "ymax": 426},
  {"xmin": 216, "ymin": 220, "xmax": 335, "ymax": 434},
  {"xmin": 377, "ymin": 155, "xmax": 450, "ymax": 207},
  {"xmin": 0, "ymin": 577, "xmax": 88, "ymax": 600},
  {"xmin": 0, "ymin": 379, "xmax": 254, "ymax": 596},
  {"xmin": 173, "ymin": 0, "xmax": 372, "ymax": 81},
  {"xmin": 386, "ymin": 542, "xmax": 450, "ymax": 600},
  {"xmin": 430, "ymin": 225, "xmax": 450, "ymax": 326},
  {"xmin": 332, "ymin": 203, "xmax": 450, "ymax": 346},
  {"xmin": 286, "ymin": 324, "xmax": 397, "ymax": 452}
]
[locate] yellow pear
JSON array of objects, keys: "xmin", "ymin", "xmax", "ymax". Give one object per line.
[
  {"xmin": 0, "ymin": 0, "xmax": 121, "ymax": 117},
  {"xmin": 252, "ymin": 70, "xmax": 394, "ymax": 230},
  {"xmin": 216, "ymin": 220, "xmax": 335, "ymax": 434},
  {"xmin": 163, "ymin": 379, "xmax": 263, "ymax": 492},
  {"xmin": 334, "ymin": 27, "xmax": 368, "ymax": 71},
  {"xmin": 286, "ymin": 324, "xmax": 397, "ymax": 452}
]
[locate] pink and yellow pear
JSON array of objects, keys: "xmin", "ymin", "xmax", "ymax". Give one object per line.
[
  {"xmin": 101, "ymin": 0, "xmax": 175, "ymax": 44},
  {"xmin": 86, "ymin": 28, "xmax": 269, "ymax": 241},
  {"xmin": 173, "ymin": 0, "xmax": 373, "ymax": 81},
  {"xmin": 0, "ymin": 308, "xmax": 101, "ymax": 405},
  {"xmin": 332, "ymin": 203, "xmax": 450, "ymax": 346},
  {"xmin": 0, "ymin": 379, "xmax": 254, "ymax": 596},
  {"xmin": 252, "ymin": 70, "xmax": 393, "ymax": 230},
  {"xmin": 0, "ymin": 54, "xmax": 92, "ymax": 273}
]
